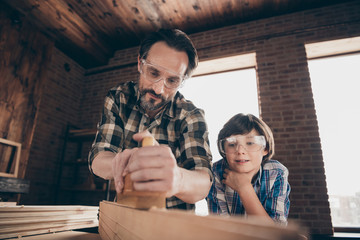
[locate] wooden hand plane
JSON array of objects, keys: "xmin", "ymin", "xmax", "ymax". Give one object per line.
[{"xmin": 116, "ymin": 136, "xmax": 166, "ymax": 209}]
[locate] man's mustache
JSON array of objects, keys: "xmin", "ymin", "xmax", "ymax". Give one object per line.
[{"xmin": 140, "ymin": 89, "xmax": 165, "ymax": 101}]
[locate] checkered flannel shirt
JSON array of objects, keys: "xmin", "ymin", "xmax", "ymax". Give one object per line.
[
  {"xmin": 207, "ymin": 159, "xmax": 290, "ymax": 224},
  {"xmin": 88, "ymin": 81, "xmax": 213, "ymax": 210}
]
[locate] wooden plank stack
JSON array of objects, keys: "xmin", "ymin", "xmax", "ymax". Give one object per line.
[
  {"xmin": 0, "ymin": 205, "xmax": 99, "ymax": 239},
  {"xmin": 99, "ymin": 201, "xmax": 307, "ymax": 240}
]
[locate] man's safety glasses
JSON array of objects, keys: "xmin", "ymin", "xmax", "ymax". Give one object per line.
[{"xmin": 139, "ymin": 59, "xmax": 187, "ymax": 89}]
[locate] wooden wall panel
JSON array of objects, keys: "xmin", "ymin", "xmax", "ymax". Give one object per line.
[{"xmin": 0, "ymin": 4, "xmax": 54, "ymax": 180}]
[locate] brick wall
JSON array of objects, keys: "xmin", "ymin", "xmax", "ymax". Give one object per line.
[
  {"xmin": 79, "ymin": 47, "xmax": 139, "ymax": 128},
  {"xmin": 78, "ymin": 1, "xmax": 360, "ymax": 235}
]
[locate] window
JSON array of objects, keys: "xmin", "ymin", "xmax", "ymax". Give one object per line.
[
  {"xmin": 308, "ymin": 53, "xmax": 360, "ymax": 228},
  {"xmin": 180, "ymin": 61, "xmax": 259, "ymax": 215},
  {"xmin": 181, "ymin": 69, "xmax": 259, "ymax": 162}
]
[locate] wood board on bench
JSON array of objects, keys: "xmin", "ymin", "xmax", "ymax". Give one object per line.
[
  {"xmin": 0, "ymin": 205, "xmax": 99, "ymax": 239},
  {"xmin": 99, "ymin": 201, "xmax": 307, "ymax": 240}
]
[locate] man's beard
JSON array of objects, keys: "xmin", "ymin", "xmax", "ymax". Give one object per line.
[{"xmin": 139, "ymin": 89, "xmax": 169, "ymax": 111}]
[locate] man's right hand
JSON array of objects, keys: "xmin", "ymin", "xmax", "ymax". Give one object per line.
[{"xmin": 112, "ymin": 148, "xmax": 138, "ymax": 193}]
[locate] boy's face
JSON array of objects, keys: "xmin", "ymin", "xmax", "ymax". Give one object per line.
[{"xmin": 225, "ymin": 129, "xmax": 268, "ymax": 175}]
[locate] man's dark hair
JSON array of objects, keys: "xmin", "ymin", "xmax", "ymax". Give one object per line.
[{"xmin": 138, "ymin": 29, "xmax": 198, "ymax": 77}]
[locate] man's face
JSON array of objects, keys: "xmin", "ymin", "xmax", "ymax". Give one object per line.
[{"xmin": 138, "ymin": 41, "xmax": 188, "ymax": 115}]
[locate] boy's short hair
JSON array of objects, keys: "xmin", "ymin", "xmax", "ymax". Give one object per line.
[
  {"xmin": 217, "ymin": 113, "xmax": 275, "ymax": 161},
  {"xmin": 138, "ymin": 29, "xmax": 198, "ymax": 78}
]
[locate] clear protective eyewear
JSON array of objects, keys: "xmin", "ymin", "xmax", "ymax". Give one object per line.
[
  {"xmin": 219, "ymin": 135, "xmax": 266, "ymax": 154},
  {"xmin": 139, "ymin": 59, "xmax": 187, "ymax": 89}
]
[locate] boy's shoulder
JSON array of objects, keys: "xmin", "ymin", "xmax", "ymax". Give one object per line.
[
  {"xmin": 212, "ymin": 159, "xmax": 226, "ymax": 173},
  {"xmin": 212, "ymin": 158, "xmax": 225, "ymax": 167},
  {"xmin": 262, "ymin": 159, "xmax": 288, "ymax": 174}
]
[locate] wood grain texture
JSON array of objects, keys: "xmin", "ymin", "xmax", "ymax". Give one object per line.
[
  {"xmin": 17, "ymin": 231, "xmax": 101, "ymax": 240},
  {"xmin": 0, "ymin": 3, "xmax": 54, "ymax": 181},
  {"xmin": 2, "ymin": 0, "xmax": 352, "ymax": 68},
  {"xmin": 0, "ymin": 205, "xmax": 99, "ymax": 239},
  {"xmin": 99, "ymin": 201, "xmax": 307, "ymax": 240}
]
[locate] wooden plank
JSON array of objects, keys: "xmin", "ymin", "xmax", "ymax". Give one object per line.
[
  {"xmin": 0, "ymin": 209, "xmax": 97, "ymax": 218},
  {"xmin": 99, "ymin": 201, "xmax": 306, "ymax": 240},
  {"xmin": 305, "ymin": 36, "xmax": 360, "ymax": 59},
  {"xmin": 99, "ymin": 211, "xmax": 142, "ymax": 240},
  {"xmin": 0, "ymin": 205, "xmax": 98, "ymax": 212},
  {"xmin": 0, "ymin": 202, "xmax": 16, "ymax": 206},
  {"xmin": 0, "ymin": 222, "xmax": 98, "ymax": 239},
  {"xmin": 19, "ymin": 231, "xmax": 101, "ymax": 240},
  {"xmin": 69, "ymin": 128, "xmax": 97, "ymax": 138},
  {"xmin": 0, "ymin": 176, "xmax": 30, "ymax": 193},
  {"xmin": 98, "ymin": 221, "xmax": 112, "ymax": 240},
  {"xmin": 0, "ymin": 218, "xmax": 97, "ymax": 233},
  {"xmin": 0, "ymin": 214, "xmax": 97, "ymax": 225},
  {"xmin": 0, "ymin": 205, "xmax": 99, "ymax": 239}
]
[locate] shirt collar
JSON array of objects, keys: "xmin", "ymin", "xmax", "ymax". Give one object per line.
[
  {"xmin": 252, "ymin": 164, "xmax": 263, "ymax": 185},
  {"xmin": 134, "ymin": 82, "xmax": 141, "ymax": 103},
  {"xmin": 164, "ymin": 92, "xmax": 177, "ymax": 118}
]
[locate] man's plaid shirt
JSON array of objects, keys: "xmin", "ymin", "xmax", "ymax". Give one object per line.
[
  {"xmin": 207, "ymin": 159, "xmax": 290, "ymax": 224},
  {"xmin": 88, "ymin": 81, "xmax": 213, "ymax": 210}
]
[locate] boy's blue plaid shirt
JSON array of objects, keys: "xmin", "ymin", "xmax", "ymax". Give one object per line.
[{"xmin": 207, "ymin": 159, "xmax": 290, "ymax": 224}]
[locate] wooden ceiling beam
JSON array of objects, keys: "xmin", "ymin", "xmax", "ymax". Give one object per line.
[
  {"xmin": 3, "ymin": 0, "xmax": 112, "ymax": 67},
  {"xmin": 2, "ymin": 0, "xmax": 354, "ymax": 68}
]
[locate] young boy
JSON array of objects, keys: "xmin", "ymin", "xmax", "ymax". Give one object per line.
[{"xmin": 207, "ymin": 113, "xmax": 290, "ymax": 224}]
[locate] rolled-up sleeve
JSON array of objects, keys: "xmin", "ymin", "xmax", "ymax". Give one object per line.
[
  {"xmin": 88, "ymin": 91, "xmax": 123, "ymax": 174},
  {"xmin": 178, "ymin": 108, "xmax": 213, "ymax": 182}
]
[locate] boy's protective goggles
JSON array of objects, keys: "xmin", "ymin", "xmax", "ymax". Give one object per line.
[{"xmin": 219, "ymin": 135, "xmax": 266, "ymax": 154}]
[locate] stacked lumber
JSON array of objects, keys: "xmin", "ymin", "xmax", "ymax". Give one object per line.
[
  {"xmin": 0, "ymin": 205, "xmax": 99, "ymax": 239},
  {"xmin": 99, "ymin": 201, "xmax": 307, "ymax": 240}
]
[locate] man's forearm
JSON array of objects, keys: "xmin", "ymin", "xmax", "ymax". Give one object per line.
[
  {"xmin": 175, "ymin": 169, "xmax": 211, "ymax": 204},
  {"xmin": 91, "ymin": 151, "xmax": 116, "ymax": 179}
]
